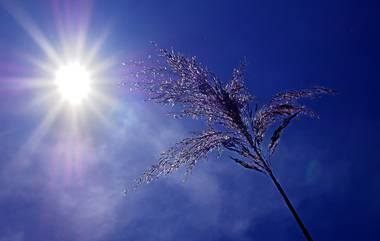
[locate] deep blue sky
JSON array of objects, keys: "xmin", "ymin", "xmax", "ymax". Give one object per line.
[{"xmin": 0, "ymin": 1, "xmax": 379, "ymax": 241}]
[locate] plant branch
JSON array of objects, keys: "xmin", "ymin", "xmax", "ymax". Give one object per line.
[{"xmin": 268, "ymin": 171, "xmax": 314, "ymax": 241}]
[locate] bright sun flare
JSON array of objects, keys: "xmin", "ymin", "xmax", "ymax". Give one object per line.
[{"xmin": 55, "ymin": 62, "xmax": 91, "ymax": 105}]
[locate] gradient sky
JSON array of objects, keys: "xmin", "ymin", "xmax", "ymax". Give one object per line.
[{"xmin": 0, "ymin": 1, "xmax": 379, "ymax": 241}]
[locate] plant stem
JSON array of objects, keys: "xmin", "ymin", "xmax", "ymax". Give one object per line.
[{"xmin": 268, "ymin": 171, "xmax": 314, "ymax": 241}]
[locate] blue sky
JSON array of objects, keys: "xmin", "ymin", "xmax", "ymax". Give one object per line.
[{"xmin": 0, "ymin": 0, "xmax": 379, "ymax": 241}]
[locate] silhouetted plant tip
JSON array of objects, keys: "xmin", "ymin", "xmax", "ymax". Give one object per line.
[{"xmin": 123, "ymin": 46, "xmax": 335, "ymax": 241}]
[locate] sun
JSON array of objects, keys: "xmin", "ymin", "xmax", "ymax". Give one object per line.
[{"xmin": 55, "ymin": 62, "xmax": 92, "ymax": 105}]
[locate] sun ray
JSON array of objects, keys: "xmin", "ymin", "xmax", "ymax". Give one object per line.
[
  {"xmin": 0, "ymin": 76, "xmax": 49, "ymax": 91},
  {"xmin": 1, "ymin": 1, "xmax": 61, "ymax": 65},
  {"xmin": 91, "ymin": 89, "xmax": 121, "ymax": 109},
  {"xmin": 27, "ymin": 91, "xmax": 58, "ymax": 110},
  {"xmin": 91, "ymin": 56, "xmax": 118, "ymax": 77},
  {"xmin": 21, "ymin": 53, "xmax": 57, "ymax": 74},
  {"xmin": 70, "ymin": 87, "xmax": 123, "ymax": 134},
  {"xmin": 16, "ymin": 101, "xmax": 63, "ymax": 161},
  {"xmin": 84, "ymin": 28, "xmax": 111, "ymax": 66}
]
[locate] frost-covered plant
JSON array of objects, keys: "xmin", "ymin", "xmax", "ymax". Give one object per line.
[{"xmin": 124, "ymin": 46, "xmax": 335, "ymax": 241}]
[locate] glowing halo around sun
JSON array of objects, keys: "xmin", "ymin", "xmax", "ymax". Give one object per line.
[
  {"xmin": 55, "ymin": 62, "xmax": 92, "ymax": 105},
  {"xmin": 1, "ymin": 1, "xmax": 123, "ymax": 181}
]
